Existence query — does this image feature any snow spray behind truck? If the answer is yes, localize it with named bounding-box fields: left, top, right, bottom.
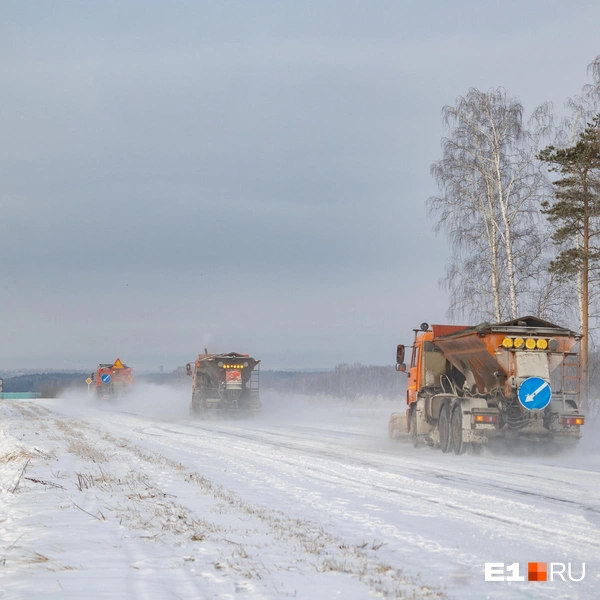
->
left=186, top=351, right=260, bottom=417
left=92, top=358, right=134, bottom=399
left=388, top=317, right=585, bottom=454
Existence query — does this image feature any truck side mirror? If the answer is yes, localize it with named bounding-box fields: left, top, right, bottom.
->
left=186, top=363, right=192, bottom=376
left=396, top=345, right=405, bottom=364
left=396, top=363, right=407, bottom=372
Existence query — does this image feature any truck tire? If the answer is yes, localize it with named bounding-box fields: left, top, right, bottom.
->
left=410, top=409, right=421, bottom=448
left=190, top=391, right=206, bottom=418
left=451, top=406, right=467, bottom=455
left=438, top=404, right=452, bottom=453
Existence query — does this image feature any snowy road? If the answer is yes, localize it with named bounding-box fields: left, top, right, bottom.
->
left=1, top=390, right=599, bottom=599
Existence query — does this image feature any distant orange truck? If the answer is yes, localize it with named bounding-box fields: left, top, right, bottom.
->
left=91, top=358, right=134, bottom=399
left=186, top=351, right=260, bottom=417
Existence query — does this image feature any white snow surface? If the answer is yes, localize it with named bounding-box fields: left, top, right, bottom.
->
left=1, top=387, right=600, bottom=599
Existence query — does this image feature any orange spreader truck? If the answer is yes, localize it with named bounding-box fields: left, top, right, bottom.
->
left=92, top=358, right=134, bottom=399
left=186, top=351, right=260, bottom=417
left=388, top=317, right=585, bottom=454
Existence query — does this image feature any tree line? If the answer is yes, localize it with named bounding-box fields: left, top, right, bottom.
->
left=429, top=55, right=600, bottom=412
left=1, top=363, right=405, bottom=402
left=2, top=372, right=86, bottom=397
left=261, top=364, right=404, bottom=401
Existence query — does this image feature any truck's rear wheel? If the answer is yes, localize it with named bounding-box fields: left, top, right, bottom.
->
left=410, top=409, right=421, bottom=448
left=451, top=406, right=467, bottom=455
left=438, top=404, right=452, bottom=453
left=190, top=391, right=206, bottom=418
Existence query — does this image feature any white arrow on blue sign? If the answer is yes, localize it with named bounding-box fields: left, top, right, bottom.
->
left=518, top=376, right=551, bottom=410
left=101, top=374, right=112, bottom=384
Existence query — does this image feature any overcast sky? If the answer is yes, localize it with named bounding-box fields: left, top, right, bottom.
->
left=1, top=1, right=599, bottom=371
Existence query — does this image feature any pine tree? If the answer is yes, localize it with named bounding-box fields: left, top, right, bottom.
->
left=539, top=114, right=600, bottom=411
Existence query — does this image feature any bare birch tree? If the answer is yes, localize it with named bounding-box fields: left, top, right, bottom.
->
left=561, top=55, right=600, bottom=145
left=429, top=88, right=552, bottom=322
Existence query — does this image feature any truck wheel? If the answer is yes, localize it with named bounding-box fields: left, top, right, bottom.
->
left=190, top=392, right=206, bottom=418
left=197, top=401, right=206, bottom=419
left=410, top=409, right=421, bottom=448
left=451, top=406, right=467, bottom=455
left=438, top=404, right=452, bottom=453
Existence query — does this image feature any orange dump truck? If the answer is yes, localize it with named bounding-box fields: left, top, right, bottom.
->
left=186, top=351, right=260, bottom=416
left=388, top=317, right=584, bottom=454
left=92, top=358, right=134, bottom=399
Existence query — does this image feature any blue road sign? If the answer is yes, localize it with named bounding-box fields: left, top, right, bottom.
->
left=518, top=376, right=552, bottom=410
left=101, top=374, right=112, bottom=384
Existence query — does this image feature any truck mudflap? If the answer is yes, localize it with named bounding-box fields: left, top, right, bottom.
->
left=462, top=429, right=493, bottom=444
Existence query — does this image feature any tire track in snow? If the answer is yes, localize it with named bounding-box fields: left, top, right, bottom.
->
left=118, top=417, right=600, bottom=599
left=42, top=404, right=600, bottom=600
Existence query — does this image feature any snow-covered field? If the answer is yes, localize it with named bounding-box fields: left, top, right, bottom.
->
left=1, top=388, right=599, bottom=599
